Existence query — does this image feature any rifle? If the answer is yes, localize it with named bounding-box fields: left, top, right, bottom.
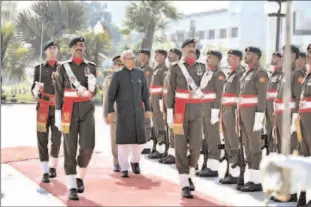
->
left=218, top=108, right=229, bottom=178
left=261, top=116, right=269, bottom=155
left=272, top=113, right=280, bottom=153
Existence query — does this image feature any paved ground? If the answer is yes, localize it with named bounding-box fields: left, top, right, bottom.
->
left=1, top=104, right=295, bottom=206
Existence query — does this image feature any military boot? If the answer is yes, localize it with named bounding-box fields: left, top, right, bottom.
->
left=196, top=168, right=218, bottom=177
left=240, top=182, right=262, bottom=192
left=49, top=168, right=57, bottom=178
left=42, top=173, right=50, bottom=183
left=181, top=187, right=193, bottom=199
left=163, top=155, right=175, bottom=164
left=76, top=178, right=84, bottom=193
left=220, top=174, right=238, bottom=184
left=68, top=188, right=79, bottom=201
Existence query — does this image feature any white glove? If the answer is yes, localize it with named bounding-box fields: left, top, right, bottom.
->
left=253, top=112, right=264, bottom=132
left=290, top=113, right=298, bottom=134
left=159, top=99, right=163, bottom=113
left=260, top=153, right=311, bottom=195
left=167, top=108, right=173, bottom=128
left=55, top=110, right=62, bottom=131
left=32, top=82, right=43, bottom=98
left=88, top=74, right=97, bottom=93
left=210, top=108, right=220, bottom=125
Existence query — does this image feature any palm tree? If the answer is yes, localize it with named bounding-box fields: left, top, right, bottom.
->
left=0, top=22, right=15, bottom=67
left=121, top=0, right=180, bottom=50
left=15, top=1, right=87, bottom=59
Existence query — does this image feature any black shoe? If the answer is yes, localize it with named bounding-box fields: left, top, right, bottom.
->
left=141, top=148, right=151, bottom=154
left=162, top=155, right=175, bottom=164
left=181, top=187, right=193, bottom=199
left=236, top=176, right=245, bottom=190
left=200, top=163, right=207, bottom=171
left=49, top=168, right=57, bottom=178
left=195, top=164, right=199, bottom=170
left=240, top=182, right=262, bottom=192
left=42, top=173, right=50, bottom=183
left=220, top=174, right=238, bottom=185
left=147, top=151, right=162, bottom=159
left=271, top=193, right=297, bottom=202
left=68, top=188, right=79, bottom=201
left=159, top=155, right=168, bottom=163
left=302, top=201, right=311, bottom=207
left=113, top=164, right=121, bottom=172
left=130, top=162, right=140, bottom=174
left=297, top=191, right=306, bottom=207
left=76, top=178, right=84, bottom=193
left=196, top=168, right=218, bottom=177
left=188, top=178, right=195, bottom=191
left=121, top=171, right=129, bottom=178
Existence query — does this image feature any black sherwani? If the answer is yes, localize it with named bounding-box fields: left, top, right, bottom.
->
left=108, top=67, right=150, bottom=145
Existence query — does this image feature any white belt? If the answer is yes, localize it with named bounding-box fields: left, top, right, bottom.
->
left=239, top=97, right=258, bottom=105
left=221, top=97, right=238, bottom=104
left=150, top=87, right=163, bottom=94
left=267, top=92, right=277, bottom=99
left=300, top=101, right=311, bottom=109
left=64, top=91, right=78, bottom=97
left=175, top=92, right=216, bottom=100
left=274, top=102, right=296, bottom=111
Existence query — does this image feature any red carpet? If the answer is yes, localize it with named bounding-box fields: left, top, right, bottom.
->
left=9, top=152, right=228, bottom=206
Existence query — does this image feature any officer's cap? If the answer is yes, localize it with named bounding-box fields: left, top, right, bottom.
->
left=69, top=37, right=85, bottom=48
left=228, top=49, right=243, bottom=59
left=196, top=49, right=201, bottom=59
left=299, top=52, right=306, bottom=58
left=272, top=52, right=282, bottom=58
left=155, top=49, right=167, bottom=57
left=207, top=50, right=222, bottom=61
left=245, top=46, right=262, bottom=58
left=169, top=48, right=182, bottom=59
left=181, top=39, right=196, bottom=48
left=139, top=49, right=151, bottom=57
left=44, top=40, right=57, bottom=51
left=282, top=44, right=300, bottom=59
left=307, top=44, right=311, bottom=52
left=112, top=55, right=123, bottom=64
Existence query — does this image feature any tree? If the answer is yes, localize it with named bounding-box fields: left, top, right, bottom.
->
left=15, top=1, right=87, bottom=59
left=121, top=0, right=180, bottom=50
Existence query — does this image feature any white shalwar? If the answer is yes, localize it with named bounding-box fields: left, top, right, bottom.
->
left=118, top=144, right=144, bottom=171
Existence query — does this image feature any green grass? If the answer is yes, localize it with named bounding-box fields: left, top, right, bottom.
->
left=3, top=93, right=36, bottom=103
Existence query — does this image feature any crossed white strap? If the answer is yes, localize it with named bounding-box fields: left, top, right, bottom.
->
left=63, top=63, right=82, bottom=89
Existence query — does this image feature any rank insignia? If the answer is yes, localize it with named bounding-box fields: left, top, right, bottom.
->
left=259, top=76, right=265, bottom=83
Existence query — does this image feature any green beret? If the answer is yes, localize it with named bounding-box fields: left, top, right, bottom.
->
left=282, top=44, right=300, bottom=59
left=44, top=40, right=57, bottom=51
left=299, top=52, right=306, bottom=58
left=170, top=48, right=182, bottom=59
left=69, top=37, right=85, bottom=48
left=272, top=52, right=282, bottom=58
left=228, top=49, right=243, bottom=59
left=181, top=39, right=196, bottom=48
left=207, top=50, right=222, bottom=61
left=245, top=46, right=262, bottom=58
left=139, top=49, right=151, bottom=57
left=155, top=49, right=167, bottom=56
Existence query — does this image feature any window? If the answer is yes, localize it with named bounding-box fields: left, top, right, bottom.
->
left=198, top=31, right=204, bottom=39
left=208, top=29, right=215, bottom=40
left=219, top=28, right=226, bottom=39
left=231, top=27, right=238, bottom=38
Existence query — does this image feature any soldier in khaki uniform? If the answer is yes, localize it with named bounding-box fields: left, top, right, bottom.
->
left=31, top=40, right=62, bottom=183
left=167, top=39, right=207, bottom=199
left=238, top=47, right=268, bottom=192
left=139, top=49, right=155, bottom=155
left=266, top=52, right=283, bottom=153
left=160, top=48, right=182, bottom=164
left=196, top=50, right=225, bottom=178
left=148, top=49, right=168, bottom=159
left=296, top=52, right=307, bottom=73
left=219, top=49, right=245, bottom=185
left=103, top=56, right=124, bottom=172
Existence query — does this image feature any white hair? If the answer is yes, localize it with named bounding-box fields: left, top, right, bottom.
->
left=120, top=49, right=135, bottom=62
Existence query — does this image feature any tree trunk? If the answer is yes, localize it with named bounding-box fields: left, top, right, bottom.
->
left=141, top=16, right=156, bottom=50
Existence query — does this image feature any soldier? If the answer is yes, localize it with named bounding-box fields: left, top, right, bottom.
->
left=196, top=50, right=225, bottom=178
left=296, top=52, right=307, bottom=73
left=148, top=49, right=168, bottom=159
left=31, top=40, right=62, bottom=183
left=160, top=48, right=182, bottom=164
left=266, top=52, right=283, bottom=154
left=54, top=37, right=97, bottom=201
left=167, top=39, right=207, bottom=198
left=238, top=46, right=268, bottom=192
left=219, top=49, right=245, bottom=185
left=103, top=55, right=124, bottom=172
left=139, top=49, right=154, bottom=155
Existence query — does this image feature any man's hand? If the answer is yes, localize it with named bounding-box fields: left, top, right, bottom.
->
left=145, top=111, right=152, bottom=118
left=32, top=82, right=43, bottom=98
left=108, top=112, right=115, bottom=124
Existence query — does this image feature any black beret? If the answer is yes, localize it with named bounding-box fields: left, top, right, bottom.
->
left=299, top=52, right=306, bottom=58
left=69, top=37, right=85, bottom=48
left=155, top=49, right=167, bottom=56
left=207, top=50, right=222, bottom=61
left=196, top=49, right=200, bottom=59
left=272, top=52, right=282, bottom=58
left=282, top=44, right=300, bottom=59
left=169, top=48, right=182, bottom=59
left=307, top=44, right=311, bottom=52
left=228, top=49, right=243, bottom=59
left=181, top=39, right=196, bottom=48
left=44, top=40, right=57, bottom=51
left=139, top=49, right=151, bottom=57
left=245, top=46, right=262, bottom=57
